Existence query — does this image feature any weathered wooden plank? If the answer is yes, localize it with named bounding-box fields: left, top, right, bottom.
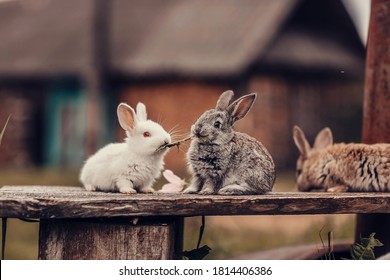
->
left=1, top=186, right=390, bottom=218
left=38, top=218, right=183, bottom=260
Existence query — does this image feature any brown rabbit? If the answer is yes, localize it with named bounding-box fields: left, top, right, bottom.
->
left=293, top=126, right=390, bottom=192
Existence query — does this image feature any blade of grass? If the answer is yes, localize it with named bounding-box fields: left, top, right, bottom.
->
left=328, top=231, right=335, bottom=260
left=2, top=218, right=7, bottom=260
left=156, top=136, right=192, bottom=152
left=319, top=225, right=326, bottom=259
left=1, top=116, right=11, bottom=260
left=0, top=115, right=11, bottom=146
left=197, top=215, right=206, bottom=249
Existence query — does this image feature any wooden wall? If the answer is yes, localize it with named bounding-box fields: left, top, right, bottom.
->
left=119, top=77, right=363, bottom=174
left=249, top=75, right=364, bottom=169
left=0, top=76, right=363, bottom=174
left=120, top=82, right=234, bottom=176
left=0, top=87, right=43, bottom=168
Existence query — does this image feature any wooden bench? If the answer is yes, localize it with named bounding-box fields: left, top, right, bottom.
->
left=1, top=186, right=390, bottom=259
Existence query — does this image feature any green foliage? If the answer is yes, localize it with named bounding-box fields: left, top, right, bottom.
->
left=0, top=115, right=11, bottom=146
left=182, top=245, right=211, bottom=260
left=1, top=116, right=11, bottom=259
left=182, top=216, right=211, bottom=260
left=318, top=227, right=384, bottom=260
left=350, top=233, right=383, bottom=260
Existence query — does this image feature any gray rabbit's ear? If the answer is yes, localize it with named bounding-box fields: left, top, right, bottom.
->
left=313, top=127, right=333, bottom=151
left=136, top=102, right=147, bottom=121
left=215, top=90, right=234, bottom=111
left=227, top=93, right=257, bottom=123
left=117, top=103, right=138, bottom=131
left=293, top=126, right=311, bottom=159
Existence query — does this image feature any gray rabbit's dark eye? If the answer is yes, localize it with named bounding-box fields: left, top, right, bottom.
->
left=214, top=121, right=222, bottom=129
left=296, top=169, right=302, bottom=177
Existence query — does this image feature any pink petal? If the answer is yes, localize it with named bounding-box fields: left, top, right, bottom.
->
left=159, top=183, right=183, bottom=193
left=162, top=169, right=182, bottom=184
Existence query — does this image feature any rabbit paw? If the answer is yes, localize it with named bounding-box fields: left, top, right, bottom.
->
left=218, top=184, right=246, bottom=195
left=199, top=188, right=216, bottom=195
left=198, top=182, right=216, bottom=195
left=139, top=187, right=155, bottom=194
left=327, top=185, right=349, bottom=193
left=117, top=179, right=136, bottom=194
left=121, top=189, right=137, bottom=194
left=84, top=184, right=98, bottom=191
left=183, top=187, right=199, bottom=194
left=183, top=181, right=202, bottom=194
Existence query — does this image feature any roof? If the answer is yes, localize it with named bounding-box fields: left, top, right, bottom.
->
left=114, top=0, right=298, bottom=77
left=0, top=0, right=90, bottom=77
left=259, top=0, right=365, bottom=74
left=0, top=0, right=364, bottom=78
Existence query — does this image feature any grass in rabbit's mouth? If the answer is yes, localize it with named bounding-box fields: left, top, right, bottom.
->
left=156, top=136, right=192, bottom=152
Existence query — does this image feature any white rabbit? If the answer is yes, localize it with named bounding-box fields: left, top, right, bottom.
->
left=79, top=102, right=171, bottom=194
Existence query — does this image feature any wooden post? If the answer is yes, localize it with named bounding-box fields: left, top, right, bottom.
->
left=38, top=218, right=183, bottom=260
left=358, top=0, right=390, bottom=257
left=84, top=0, right=110, bottom=156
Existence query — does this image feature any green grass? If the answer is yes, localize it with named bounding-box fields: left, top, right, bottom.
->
left=1, top=219, right=39, bottom=260
left=0, top=168, right=80, bottom=186
left=1, top=168, right=80, bottom=260
left=0, top=115, right=11, bottom=146
left=181, top=171, right=355, bottom=259
left=183, top=215, right=355, bottom=259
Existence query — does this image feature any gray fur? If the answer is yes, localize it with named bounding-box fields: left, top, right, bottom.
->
left=185, top=91, right=276, bottom=195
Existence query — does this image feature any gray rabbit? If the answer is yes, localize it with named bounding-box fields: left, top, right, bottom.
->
left=184, top=90, right=276, bottom=195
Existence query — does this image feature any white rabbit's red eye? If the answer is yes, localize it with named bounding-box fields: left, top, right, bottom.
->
left=143, top=132, right=151, bottom=137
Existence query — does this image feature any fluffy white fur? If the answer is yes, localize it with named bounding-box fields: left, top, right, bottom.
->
left=80, top=103, right=171, bottom=194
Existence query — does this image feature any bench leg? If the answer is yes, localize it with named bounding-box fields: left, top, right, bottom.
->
left=38, top=217, right=183, bottom=260
left=355, top=214, right=390, bottom=257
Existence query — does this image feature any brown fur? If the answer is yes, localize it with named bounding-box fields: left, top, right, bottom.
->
left=293, top=126, right=390, bottom=192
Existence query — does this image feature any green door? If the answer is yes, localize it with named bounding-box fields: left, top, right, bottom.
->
left=45, top=84, right=86, bottom=167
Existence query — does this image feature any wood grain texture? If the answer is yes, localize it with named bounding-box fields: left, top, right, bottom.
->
left=1, top=186, right=390, bottom=218
left=38, top=218, right=182, bottom=260
left=359, top=0, right=390, bottom=257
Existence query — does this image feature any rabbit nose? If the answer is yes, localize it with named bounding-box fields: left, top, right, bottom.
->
left=195, top=127, right=208, bottom=138
left=191, top=126, right=198, bottom=137
left=164, top=135, right=171, bottom=145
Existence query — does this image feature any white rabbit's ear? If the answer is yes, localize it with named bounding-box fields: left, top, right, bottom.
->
left=313, top=127, right=333, bottom=151
left=117, top=103, right=137, bottom=131
left=136, top=102, right=147, bottom=121
left=227, top=93, right=257, bottom=123
left=293, top=126, right=311, bottom=159
left=216, top=90, right=234, bottom=111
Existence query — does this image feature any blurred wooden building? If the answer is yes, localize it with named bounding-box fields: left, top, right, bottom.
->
left=0, top=0, right=365, bottom=171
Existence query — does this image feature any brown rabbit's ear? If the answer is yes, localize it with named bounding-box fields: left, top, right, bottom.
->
left=293, top=126, right=311, bottom=158
left=313, top=127, right=333, bottom=150
left=227, top=93, right=257, bottom=123
left=117, top=103, right=137, bottom=131
left=215, top=90, right=234, bottom=111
